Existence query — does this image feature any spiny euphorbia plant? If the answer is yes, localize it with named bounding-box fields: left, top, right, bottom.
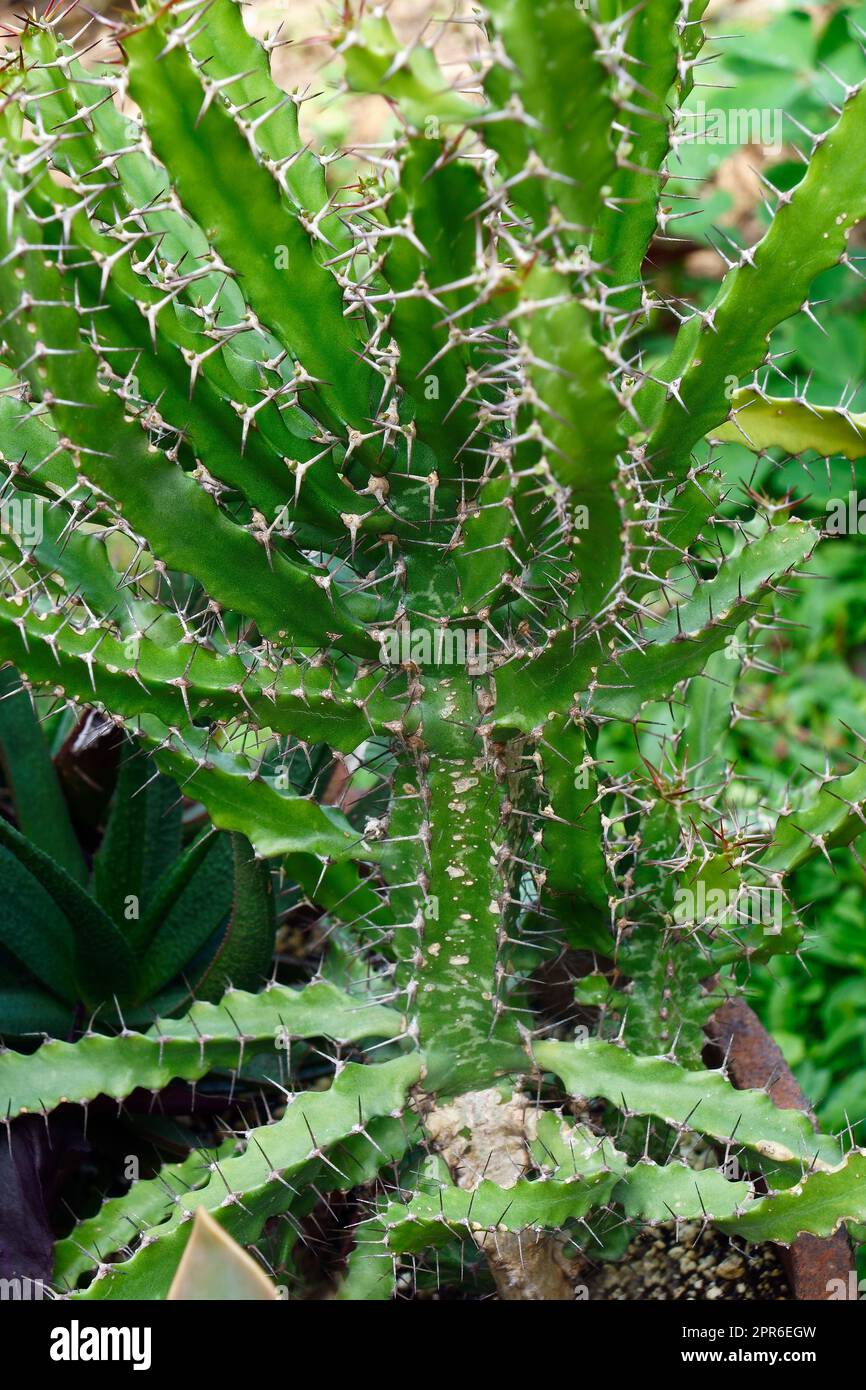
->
left=3, top=0, right=866, bottom=1300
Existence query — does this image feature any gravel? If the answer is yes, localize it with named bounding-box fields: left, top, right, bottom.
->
left=584, top=1222, right=791, bottom=1301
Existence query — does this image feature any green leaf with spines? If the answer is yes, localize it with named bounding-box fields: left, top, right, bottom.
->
left=74, top=1054, right=422, bottom=1299
left=492, top=519, right=816, bottom=731
left=719, top=1151, right=866, bottom=1245
left=591, top=0, right=684, bottom=309
left=123, top=13, right=374, bottom=442
left=0, top=164, right=374, bottom=652
left=515, top=263, right=624, bottom=611
left=147, top=723, right=373, bottom=861
left=382, top=138, right=486, bottom=480
left=614, top=1160, right=753, bottom=1224
left=54, top=1141, right=239, bottom=1291
left=1, top=980, right=406, bottom=1118
left=712, top=388, right=866, bottom=460
left=371, top=1171, right=622, bottom=1258
left=0, top=0, right=863, bottom=1293
left=0, top=598, right=378, bottom=751
left=337, top=11, right=478, bottom=131
left=536, top=1037, right=841, bottom=1167
left=642, top=79, right=866, bottom=481
left=482, top=0, right=616, bottom=240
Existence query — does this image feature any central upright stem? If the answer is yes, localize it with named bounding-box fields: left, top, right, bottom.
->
left=413, top=673, right=524, bottom=1093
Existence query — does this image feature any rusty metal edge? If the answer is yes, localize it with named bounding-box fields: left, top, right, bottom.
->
left=705, top=998, right=854, bottom=1301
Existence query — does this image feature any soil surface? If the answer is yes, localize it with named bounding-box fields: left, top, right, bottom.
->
left=584, top=1222, right=790, bottom=1301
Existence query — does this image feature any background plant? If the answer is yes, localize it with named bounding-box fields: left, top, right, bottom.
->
left=0, top=681, right=275, bottom=1036
left=1, top=0, right=866, bottom=1299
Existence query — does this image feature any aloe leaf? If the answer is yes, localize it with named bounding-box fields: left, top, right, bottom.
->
left=0, top=980, right=74, bottom=1038
left=0, top=818, right=136, bottom=1006
left=182, top=833, right=275, bottom=1003
left=135, top=833, right=235, bottom=1002
left=92, top=747, right=182, bottom=939
left=0, top=846, right=77, bottom=1003
left=0, top=668, right=85, bottom=882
